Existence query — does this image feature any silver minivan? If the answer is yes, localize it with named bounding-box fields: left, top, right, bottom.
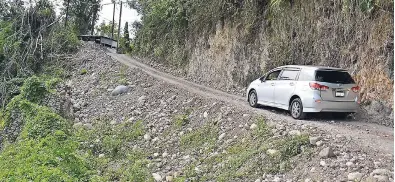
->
left=246, top=65, right=360, bottom=119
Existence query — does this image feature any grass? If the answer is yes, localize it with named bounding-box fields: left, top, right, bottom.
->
left=0, top=76, right=153, bottom=181
left=80, top=68, right=87, bottom=75
left=177, top=117, right=311, bottom=181
left=180, top=122, right=219, bottom=151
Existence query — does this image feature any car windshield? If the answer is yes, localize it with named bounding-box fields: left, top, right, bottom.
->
left=315, top=70, right=355, bottom=84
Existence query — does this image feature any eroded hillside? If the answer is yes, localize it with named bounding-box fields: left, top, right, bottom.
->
left=131, top=0, right=394, bottom=126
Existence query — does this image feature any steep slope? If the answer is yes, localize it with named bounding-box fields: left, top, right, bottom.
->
left=132, top=0, right=394, bottom=126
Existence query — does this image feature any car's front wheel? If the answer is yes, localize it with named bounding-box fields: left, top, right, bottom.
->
left=290, top=98, right=306, bottom=119
left=248, top=90, right=258, bottom=108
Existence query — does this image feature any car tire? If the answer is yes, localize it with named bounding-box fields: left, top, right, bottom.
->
left=290, top=98, right=306, bottom=120
left=248, top=90, right=258, bottom=108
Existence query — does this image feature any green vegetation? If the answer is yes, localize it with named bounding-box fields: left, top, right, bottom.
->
left=180, top=122, right=219, bottom=150
left=129, top=0, right=393, bottom=69
left=117, top=65, right=128, bottom=85
left=177, top=118, right=311, bottom=181
left=80, top=68, right=88, bottom=75
left=0, top=76, right=153, bottom=181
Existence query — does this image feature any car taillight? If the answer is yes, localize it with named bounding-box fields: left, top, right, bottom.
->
left=351, top=86, right=360, bottom=93
left=309, top=83, right=329, bottom=91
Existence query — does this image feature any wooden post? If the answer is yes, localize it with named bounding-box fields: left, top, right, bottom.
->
left=116, top=1, right=122, bottom=53
left=111, top=2, right=116, bottom=39
left=65, top=0, right=71, bottom=27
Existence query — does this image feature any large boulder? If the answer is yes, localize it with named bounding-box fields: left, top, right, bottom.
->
left=111, top=85, right=129, bottom=96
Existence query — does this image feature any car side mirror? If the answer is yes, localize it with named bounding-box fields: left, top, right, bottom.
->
left=260, top=77, right=266, bottom=82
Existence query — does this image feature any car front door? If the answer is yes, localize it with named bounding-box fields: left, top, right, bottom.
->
left=257, top=70, right=281, bottom=104
left=274, top=68, right=300, bottom=107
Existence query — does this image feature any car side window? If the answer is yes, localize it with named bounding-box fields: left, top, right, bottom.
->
left=279, top=69, right=300, bottom=80
left=266, top=70, right=281, bottom=81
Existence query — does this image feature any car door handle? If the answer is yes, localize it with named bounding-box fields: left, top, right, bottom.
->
left=271, top=83, right=275, bottom=86
left=290, top=82, right=294, bottom=86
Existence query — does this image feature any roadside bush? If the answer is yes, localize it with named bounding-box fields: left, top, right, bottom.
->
left=0, top=131, right=89, bottom=181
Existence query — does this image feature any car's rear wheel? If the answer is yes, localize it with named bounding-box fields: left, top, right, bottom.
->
left=290, top=98, right=306, bottom=119
left=248, top=90, right=258, bottom=108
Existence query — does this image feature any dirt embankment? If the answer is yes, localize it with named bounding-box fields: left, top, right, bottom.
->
left=141, top=0, right=394, bottom=127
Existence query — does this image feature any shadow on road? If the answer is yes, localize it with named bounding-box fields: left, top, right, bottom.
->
left=256, top=105, right=356, bottom=122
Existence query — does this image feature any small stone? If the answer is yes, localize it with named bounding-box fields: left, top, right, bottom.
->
left=255, top=179, right=261, bottom=182
left=374, top=175, right=389, bottom=182
left=316, top=141, right=324, bottom=147
left=203, top=111, right=208, bottom=118
left=289, top=130, right=301, bottom=136
left=110, top=120, right=117, bottom=125
left=73, top=122, right=83, bottom=129
left=138, top=95, right=147, bottom=102
left=305, top=178, right=312, bottom=182
left=346, top=161, right=354, bottom=167
left=162, top=152, right=168, bottom=158
left=153, top=153, right=159, bottom=157
left=371, top=169, right=390, bottom=176
left=309, top=136, right=322, bottom=145
left=348, top=172, right=363, bottom=181
left=179, top=131, right=184, bottom=136
left=320, top=160, right=326, bottom=166
left=83, top=123, right=93, bottom=130
left=98, top=154, right=105, bottom=158
left=319, top=147, right=335, bottom=158
left=152, top=137, right=159, bottom=142
left=250, top=124, right=258, bottom=130
left=152, top=173, right=162, bottom=181
left=267, top=149, right=279, bottom=156
left=219, top=133, right=226, bottom=140
left=166, top=176, right=174, bottom=182
left=144, top=134, right=151, bottom=140
left=273, top=176, right=281, bottom=182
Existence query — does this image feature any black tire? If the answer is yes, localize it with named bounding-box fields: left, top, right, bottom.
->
left=248, top=90, right=259, bottom=108
left=290, top=98, right=306, bottom=120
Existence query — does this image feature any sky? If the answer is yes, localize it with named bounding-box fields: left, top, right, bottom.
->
left=98, top=0, right=141, bottom=34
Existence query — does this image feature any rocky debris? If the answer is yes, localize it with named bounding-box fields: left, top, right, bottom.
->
left=250, top=123, right=258, bottom=130
left=309, top=136, right=322, bottom=145
left=111, top=85, right=129, bottom=96
left=56, top=43, right=394, bottom=182
left=165, top=176, right=173, bottom=181
left=218, top=133, right=226, bottom=141
left=371, top=169, right=390, bottom=176
left=267, top=149, right=279, bottom=156
left=319, top=147, right=335, bottom=158
left=144, top=134, right=151, bottom=141
left=348, top=172, right=364, bottom=181
left=289, top=130, right=301, bottom=136
left=152, top=173, right=162, bottom=181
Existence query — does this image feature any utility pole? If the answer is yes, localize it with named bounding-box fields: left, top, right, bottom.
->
left=65, top=0, right=71, bottom=27
left=111, top=2, right=116, bottom=38
left=116, top=1, right=122, bottom=53
left=91, top=4, right=98, bottom=35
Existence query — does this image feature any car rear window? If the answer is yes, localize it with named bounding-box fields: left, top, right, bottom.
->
left=315, top=70, right=355, bottom=84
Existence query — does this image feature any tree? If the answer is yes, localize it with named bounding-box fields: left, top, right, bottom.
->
left=63, top=0, right=102, bottom=34
left=96, top=21, right=118, bottom=38
left=122, top=22, right=131, bottom=52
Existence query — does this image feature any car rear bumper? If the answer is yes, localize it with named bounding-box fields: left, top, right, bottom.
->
left=303, top=100, right=358, bottom=113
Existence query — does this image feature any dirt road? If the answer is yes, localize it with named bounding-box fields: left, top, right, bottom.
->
left=108, top=51, right=393, bottom=155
